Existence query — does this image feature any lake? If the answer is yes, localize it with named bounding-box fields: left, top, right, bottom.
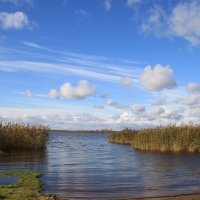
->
left=0, top=132, right=200, bottom=199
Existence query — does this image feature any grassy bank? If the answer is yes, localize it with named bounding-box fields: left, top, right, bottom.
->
left=0, top=171, right=63, bottom=200
left=108, top=124, right=200, bottom=152
left=0, top=123, right=49, bottom=152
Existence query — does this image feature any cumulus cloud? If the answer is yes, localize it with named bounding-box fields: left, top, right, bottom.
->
left=187, top=83, right=200, bottom=92
left=160, top=108, right=182, bottom=120
left=153, top=107, right=165, bottom=115
left=152, top=98, right=165, bottom=105
left=140, top=64, right=177, bottom=91
left=183, top=94, right=199, bottom=105
left=119, top=112, right=132, bottom=121
left=106, top=99, right=130, bottom=110
left=106, top=99, right=118, bottom=106
left=60, top=80, right=96, bottom=99
left=0, top=11, right=29, bottom=29
left=120, top=77, right=133, bottom=86
left=142, top=1, right=200, bottom=46
left=104, top=0, right=112, bottom=11
left=116, top=104, right=130, bottom=109
left=49, top=89, right=59, bottom=99
left=132, top=104, right=146, bottom=112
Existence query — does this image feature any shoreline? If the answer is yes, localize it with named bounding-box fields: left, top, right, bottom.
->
left=51, top=193, right=200, bottom=200
left=127, top=193, right=200, bottom=200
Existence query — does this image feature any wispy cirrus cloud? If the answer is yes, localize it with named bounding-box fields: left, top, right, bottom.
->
left=0, top=42, right=143, bottom=83
left=0, top=0, right=34, bottom=6
left=104, top=0, right=112, bottom=11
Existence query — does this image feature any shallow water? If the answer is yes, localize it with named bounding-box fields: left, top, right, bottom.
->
left=0, top=132, right=200, bottom=199
left=0, top=176, right=19, bottom=185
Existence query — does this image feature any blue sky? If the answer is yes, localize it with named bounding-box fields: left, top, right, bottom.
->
left=0, top=0, right=200, bottom=130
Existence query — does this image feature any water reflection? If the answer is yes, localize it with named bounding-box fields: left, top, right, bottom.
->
left=0, top=150, right=47, bottom=171
left=0, top=132, right=200, bottom=199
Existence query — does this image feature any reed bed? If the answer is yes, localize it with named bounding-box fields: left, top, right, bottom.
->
left=108, top=124, right=200, bottom=152
left=0, top=123, right=49, bottom=152
left=108, top=128, right=138, bottom=144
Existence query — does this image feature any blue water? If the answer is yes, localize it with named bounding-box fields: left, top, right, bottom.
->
left=0, top=176, right=19, bottom=185
left=0, top=132, right=200, bottom=199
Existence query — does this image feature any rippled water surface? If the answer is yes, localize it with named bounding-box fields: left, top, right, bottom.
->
left=0, top=132, right=200, bottom=199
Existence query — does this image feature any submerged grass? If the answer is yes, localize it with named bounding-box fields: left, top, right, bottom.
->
left=0, top=171, right=42, bottom=200
left=0, top=171, right=64, bottom=200
left=108, top=124, right=200, bottom=152
left=0, top=123, right=49, bottom=152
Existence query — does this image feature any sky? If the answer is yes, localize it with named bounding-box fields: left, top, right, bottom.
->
left=0, top=0, right=200, bottom=130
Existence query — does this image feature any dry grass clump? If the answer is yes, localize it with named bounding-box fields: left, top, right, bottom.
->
left=108, top=124, right=200, bottom=153
left=0, top=123, right=49, bottom=152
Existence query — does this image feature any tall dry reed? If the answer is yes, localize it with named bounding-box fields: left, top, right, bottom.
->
left=108, top=124, right=200, bottom=152
left=0, top=123, right=49, bottom=152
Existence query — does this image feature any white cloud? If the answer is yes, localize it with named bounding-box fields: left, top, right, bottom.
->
left=169, top=1, right=200, bottom=46
left=140, top=64, right=177, bottom=91
left=127, top=0, right=141, bottom=7
left=93, top=104, right=104, bottom=109
left=132, top=104, right=145, bottom=112
left=160, top=107, right=182, bottom=120
left=152, top=98, right=165, bottom=105
left=183, top=94, right=199, bottom=106
left=142, top=1, right=200, bottom=46
left=116, top=104, right=130, bottom=109
left=0, top=0, right=33, bottom=6
left=60, top=80, right=96, bottom=99
left=106, top=99, right=118, bottom=106
left=153, top=107, right=165, bottom=115
left=15, top=90, right=33, bottom=97
left=0, top=11, right=29, bottom=30
left=187, top=83, right=200, bottom=92
left=120, top=77, right=133, bottom=86
left=104, top=0, right=112, bottom=11
left=106, top=99, right=130, bottom=110
left=119, top=112, right=132, bottom=122
left=49, top=89, right=59, bottom=99
left=141, top=5, right=167, bottom=37
left=75, top=9, right=89, bottom=17
left=24, top=90, right=33, bottom=97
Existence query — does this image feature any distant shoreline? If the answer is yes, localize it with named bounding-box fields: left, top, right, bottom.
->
left=50, top=129, right=118, bottom=134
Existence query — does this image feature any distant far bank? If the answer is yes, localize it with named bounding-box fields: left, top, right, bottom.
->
left=50, top=129, right=118, bottom=134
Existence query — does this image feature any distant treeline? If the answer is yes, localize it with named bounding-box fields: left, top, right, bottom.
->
left=108, top=124, right=200, bottom=153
